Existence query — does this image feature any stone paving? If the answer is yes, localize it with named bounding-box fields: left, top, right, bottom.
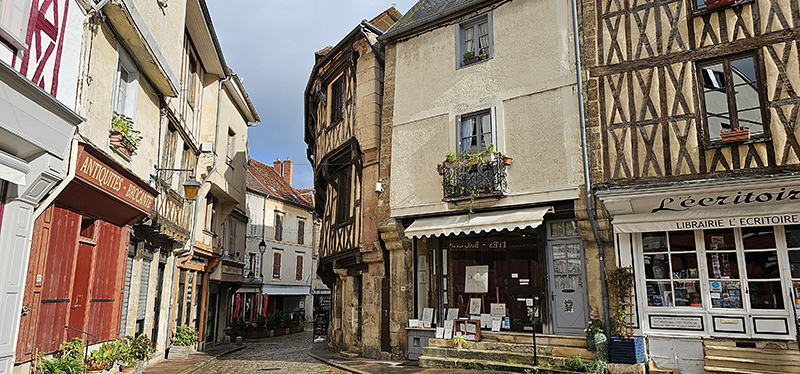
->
left=190, top=330, right=346, bottom=374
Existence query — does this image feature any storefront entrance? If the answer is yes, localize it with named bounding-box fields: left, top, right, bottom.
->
left=546, top=220, right=588, bottom=336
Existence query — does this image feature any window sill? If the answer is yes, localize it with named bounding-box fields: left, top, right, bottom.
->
left=332, top=218, right=354, bottom=230
left=693, top=0, right=755, bottom=16
left=703, top=135, right=771, bottom=149
left=458, top=56, right=492, bottom=70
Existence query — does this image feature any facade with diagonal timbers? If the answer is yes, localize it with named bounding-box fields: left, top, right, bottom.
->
left=584, top=0, right=800, bottom=368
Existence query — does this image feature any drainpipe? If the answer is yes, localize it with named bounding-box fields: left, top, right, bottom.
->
left=571, top=0, right=612, bottom=333
left=167, top=75, right=229, bottom=335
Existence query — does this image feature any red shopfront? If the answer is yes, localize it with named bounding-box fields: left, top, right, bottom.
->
left=15, top=143, right=157, bottom=362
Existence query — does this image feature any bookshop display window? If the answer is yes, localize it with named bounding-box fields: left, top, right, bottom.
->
left=445, top=231, right=541, bottom=332
left=640, top=226, right=791, bottom=313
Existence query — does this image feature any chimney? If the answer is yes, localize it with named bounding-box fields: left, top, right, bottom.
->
left=273, top=158, right=283, bottom=177
left=283, top=157, right=293, bottom=186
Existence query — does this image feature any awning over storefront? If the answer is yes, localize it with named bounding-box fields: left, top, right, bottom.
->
left=404, top=206, right=553, bottom=239
left=0, top=151, right=29, bottom=185
left=597, top=177, right=800, bottom=233
left=262, top=285, right=311, bottom=296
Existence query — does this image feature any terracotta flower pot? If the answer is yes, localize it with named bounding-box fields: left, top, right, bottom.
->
left=502, top=156, right=512, bottom=165
left=119, top=365, right=135, bottom=372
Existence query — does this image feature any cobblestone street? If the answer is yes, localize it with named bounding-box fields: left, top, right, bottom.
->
left=196, top=331, right=345, bottom=374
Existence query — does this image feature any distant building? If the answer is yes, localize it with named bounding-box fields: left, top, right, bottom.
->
left=244, top=158, right=316, bottom=322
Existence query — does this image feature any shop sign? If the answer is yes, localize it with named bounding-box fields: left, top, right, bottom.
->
left=75, top=151, right=155, bottom=212
left=222, top=265, right=243, bottom=275
left=671, top=214, right=800, bottom=230
left=651, top=188, right=800, bottom=213
left=649, top=315, right=704, bottom=331
left=448, top=240, right=507, bottom=250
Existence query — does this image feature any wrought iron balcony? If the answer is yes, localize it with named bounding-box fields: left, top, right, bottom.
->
left=440, top=159, right=507, bottom=202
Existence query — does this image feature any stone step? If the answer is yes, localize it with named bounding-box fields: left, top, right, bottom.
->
left=419, top=355, right=591, bottom=374
left=703, top=339, right=798, bottom=351
left=422, top=346, right=582, bottom=367
left=704, top=345, right=800, bottom=358
left=705, top=365, right=799, bottom=374
left=704, top=356, right=800, bottom=374
left=481, top=332, right=589, bottom=348
left=426, top=338, right=597, bottom=360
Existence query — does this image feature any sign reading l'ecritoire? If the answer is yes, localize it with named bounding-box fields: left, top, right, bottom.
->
left=75, top=151, right=155, bottom=212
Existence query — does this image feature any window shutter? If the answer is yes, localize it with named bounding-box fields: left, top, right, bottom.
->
left=298, top=220, right=305, bottom=245
left=273, top=252, right=281, bottom=278
left=136, top=260, right=151, bottom=321
left=296, top=255, right=303, bottom=281
left=275, top=213, right=283, bottom=241
left=119, top=255, right=134, bottom=337
left=490, top=107, right=497, bottom=148
left=455, top=114, right=462, bottom=151
left=0, top=0, right=32, bottom=50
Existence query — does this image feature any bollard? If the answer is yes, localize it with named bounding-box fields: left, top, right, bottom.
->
left=235, top=336, right=243, bottom=346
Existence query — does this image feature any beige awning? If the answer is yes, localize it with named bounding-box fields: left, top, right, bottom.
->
left=404, top=206, right=553, bottom=239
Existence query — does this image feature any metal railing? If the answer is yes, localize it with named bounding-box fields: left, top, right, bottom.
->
left=440, top=159, right=507, bottom=201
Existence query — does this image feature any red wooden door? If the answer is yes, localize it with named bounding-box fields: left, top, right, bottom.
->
left=33, top=206, right=79, bottom=354
left=88, top=221, right=122, bottom=340
left=67, top=242, right=94, bottom=339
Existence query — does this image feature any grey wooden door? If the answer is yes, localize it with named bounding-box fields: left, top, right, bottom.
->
left=547, top=240, right=589, bottom=335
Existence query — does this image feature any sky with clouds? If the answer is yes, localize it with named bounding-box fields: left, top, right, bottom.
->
left=205, top=0, right=419, bottom=190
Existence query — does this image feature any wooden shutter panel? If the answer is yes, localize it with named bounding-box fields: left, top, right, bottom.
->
left=295, top=255, right=303, bottom=281
left=273, top=252, right=281, bottom=278
left=119, top=255, right=134, bottom=337
left=136, top=260, right=150, bottom=321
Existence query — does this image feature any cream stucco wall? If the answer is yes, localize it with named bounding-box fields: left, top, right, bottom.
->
left=389, top=0, right=583, bottom=217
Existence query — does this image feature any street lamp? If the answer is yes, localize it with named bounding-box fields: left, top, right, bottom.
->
left=153, top=166, right=200, bottom=200
left=259, top=240, right=266, bottom=280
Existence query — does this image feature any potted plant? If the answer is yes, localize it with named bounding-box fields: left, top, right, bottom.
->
left=85, top=340, right=121, bottom=373
left=704, top=0, right=735, bottom=10
left=126, top=334, right=156, bottom=367
left=168, top=326, right=198, bottom=360
left=584, top=320, right=604, bottom=351
left=109, top=112, right=142, bottom=157
left=462, top=51, right=480, bottom=65
left=37, top=338, right=87, bottom=374
left=720, top=126, right=750, bottom=142
left=605, top=266, right=645, bottom=364
left=451, top=334, right=469, bottom=349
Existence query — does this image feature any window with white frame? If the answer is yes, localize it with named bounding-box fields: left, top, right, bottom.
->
left=113, top=47, right=139, bottom=120
left=457, top=12, right=493, bottom=68
left=272, top=250, right=282, bottom=279
left=458, top=109, right=496, bottom=155
left=249, top=211, right=259, bottom=236
left=0, top=0, right=32, bottom=51
left=298, top=218, right=305, bottom=245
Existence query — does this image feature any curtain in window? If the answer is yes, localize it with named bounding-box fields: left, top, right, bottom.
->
left=461, top=117, right=477, bottom=153
left=464, top=27, right=474, bottom=54
left=478, top=22, right=489, bottom=54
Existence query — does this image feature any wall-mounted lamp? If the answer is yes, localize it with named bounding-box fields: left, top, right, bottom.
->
left=153, top=166, right=200, bottom=200
left=375, top=178, right=384, bottom=193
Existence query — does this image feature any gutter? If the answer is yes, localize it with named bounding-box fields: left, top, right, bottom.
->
left=571, top=0, right=611, bottom=333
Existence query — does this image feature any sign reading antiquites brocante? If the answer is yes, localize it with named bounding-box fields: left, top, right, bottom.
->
left=75, top=149, right=155, bottom=212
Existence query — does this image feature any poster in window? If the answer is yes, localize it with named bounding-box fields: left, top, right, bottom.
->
left=421, top=308, right=434, bottom=328
left=465, top=265, right=489, bottom=293
left=447, top=308, right=460, bottom=321
left=469, top=298, right=482, bottom=315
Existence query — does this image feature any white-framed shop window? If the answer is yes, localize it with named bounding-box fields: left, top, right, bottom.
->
left=0, top=0, right=32, bottom=51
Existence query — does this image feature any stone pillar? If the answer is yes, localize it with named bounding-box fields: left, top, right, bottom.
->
left=574, top=191, right=614, bottom=324
left=379, top=218, right=412, bottom=359
left=360, top=261, right=384, bottom=359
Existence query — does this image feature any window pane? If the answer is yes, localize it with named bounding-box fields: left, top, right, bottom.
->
left=707, top=252, right=740, bottom=279
left=669, top=231, right=695, bottom=251
left=748, top=281, right=784, bottom=309
left=644, top=254, right=670, bottom=279
left=732, top=56, right=763, bottom=134
left=646, top=281, right=672, bottom=306
left=478, top=22, right=488, bottom=37
left=481, top=134, right=492, bottom=151
left=704, top=229, right=735, bottom=250
left=670, top=253, right=698, bottom=279
left=744, top=250, right=780, bottom=279
left=790, top=251, right=800, bottom=278
left=479, top=35, right=489, bottom=52
left=709, top=280, right=743, bottom=308
left=786, top=225, right=800, bottom=248
left=480, top=114, right=492, bottom=134
left=741, top=226, right=775, bottom=249
left=642, top=232, right=668, bottom=252
left=701, top=63, right=729, bottom=140
left=674, top=281, right=702, bottom=306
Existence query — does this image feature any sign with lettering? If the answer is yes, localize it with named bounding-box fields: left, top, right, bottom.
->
left=75, top=150, right=156, bottom=212
left=671, top=214, right=800, bottom=230
left=651, top=188, right=800, bottom=213
left=649, top=315, right=704, bottom=331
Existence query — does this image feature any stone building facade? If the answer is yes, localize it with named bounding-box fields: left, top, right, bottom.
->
left=304, top=7, right=405, bottom=359
left=581, top=0, right=800, bottom=369
left=1, top=0, right=259, bottom=372
left=243, top=158, right=316, bottom=322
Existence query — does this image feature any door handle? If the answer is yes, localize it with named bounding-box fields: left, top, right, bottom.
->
left=551, top=291, right=555, bottom=301
left=71, top=304, right=81, bottom=309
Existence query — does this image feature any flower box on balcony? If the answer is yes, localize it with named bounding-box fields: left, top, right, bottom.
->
left=439, top=147, right=508, bottom=202
left=109, top=113, right=141, bottom=157
left=720, top=127, right=750, bottom=142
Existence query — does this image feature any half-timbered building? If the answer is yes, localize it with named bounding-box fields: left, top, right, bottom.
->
left=583, top=0, right=800, bottom=368
left=304, top=7, right=404, bottom=359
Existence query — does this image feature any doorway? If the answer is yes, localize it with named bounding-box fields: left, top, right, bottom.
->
left=547, top=238, right=589, bottom=335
